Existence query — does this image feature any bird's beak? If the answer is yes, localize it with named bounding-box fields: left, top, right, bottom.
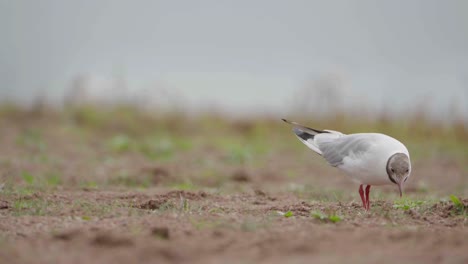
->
left=397, top=182, right=403, bottom=197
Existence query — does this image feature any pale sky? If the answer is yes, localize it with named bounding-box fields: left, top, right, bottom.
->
left=1, top=0, right=467, bottom=119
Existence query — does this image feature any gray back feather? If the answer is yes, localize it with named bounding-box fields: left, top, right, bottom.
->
left=317, top=135, right=373, bottom=167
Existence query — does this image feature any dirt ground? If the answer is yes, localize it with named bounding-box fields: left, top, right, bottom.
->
left=0, top=108, right=467, bottom=263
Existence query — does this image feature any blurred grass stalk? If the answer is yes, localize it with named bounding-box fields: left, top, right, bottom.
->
left=0, top=98, right=465, bottom=142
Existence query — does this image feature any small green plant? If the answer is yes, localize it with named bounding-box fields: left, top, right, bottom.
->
left=138, top=138, right=174, bottom=160
left=12, top=199, right=49, bottom=216
left=328, top=215, right=343, bottom=223
left=393, top=198, right=425, bottom=211
left=311, top=210, right=326, bottom=220
left=171, top=182, right=196, bottom=191
left=80, top=181, right=98, bottom=190
left=21, top=171, right=34, bottom=185
left=46, top=173, right=62, bottom=187
left=284, top=211, right=294, bottom=218
left=449, top=195, right=466, bottom=215
left=449, top=195, right=462, bottom=208
left=108, top=134, right=132, bottom=152
left=226, top=146, right=252, bottom=165
left=311, top=210, right=342, bottom=223
left=178, top=196, right=191, bottom=213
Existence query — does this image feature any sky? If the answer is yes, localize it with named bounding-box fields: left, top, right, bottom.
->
left=0, top=0, right=467, bottom=119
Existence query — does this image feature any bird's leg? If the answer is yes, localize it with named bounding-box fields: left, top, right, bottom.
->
left=365, top=185, right=371, bottom=210
left=358, top=185, right=366, bottom=209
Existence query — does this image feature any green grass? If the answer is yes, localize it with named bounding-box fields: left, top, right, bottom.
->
left=107, top=134, right=132, bottom=152
left=11, top=198, right=50, bottom=216
left=79, top=181, right=98, bottom=190
left=283, top=211, right=294, bottom=218
left=449, top=195, right=466, bottom=215
left=19, top=171, right=63, bottom=189
left=393, top=198, right=426, bottom=211
left=0, top=103, right=466, bottom=218
left=138, top=137, right=175, bottom=160
left=21, top=171, right=35, bottom=185
left=71, top=200, right=125, bottom=218
left=45, top=173, right=62, bottom=187
left=311, top=210, right=343, bottom=223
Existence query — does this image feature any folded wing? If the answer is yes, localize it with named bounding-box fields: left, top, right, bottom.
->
left=316, top=134, right=373, bottom=167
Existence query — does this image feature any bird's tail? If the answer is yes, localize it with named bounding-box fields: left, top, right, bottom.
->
left=282, top=119, right=328, bottom=155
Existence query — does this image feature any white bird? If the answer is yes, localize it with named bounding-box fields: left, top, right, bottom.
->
left=283, top=119, right=411, bottom=210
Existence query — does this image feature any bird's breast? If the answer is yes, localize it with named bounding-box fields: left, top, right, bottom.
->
left=338, top=147, right=394, bottom=185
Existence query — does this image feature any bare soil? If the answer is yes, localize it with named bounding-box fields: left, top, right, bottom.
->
left=1, top=188, right=467, bottom=264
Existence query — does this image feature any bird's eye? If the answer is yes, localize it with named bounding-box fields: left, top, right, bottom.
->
left=391, top=168, right=395, bottom=173
left=405, top=169, right=409, bottom=173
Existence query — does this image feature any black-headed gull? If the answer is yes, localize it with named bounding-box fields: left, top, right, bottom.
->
left=282, top=119, right=411, bottom=210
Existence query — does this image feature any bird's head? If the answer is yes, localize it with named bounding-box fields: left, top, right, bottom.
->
left=386, top=153, right=411, bottom=197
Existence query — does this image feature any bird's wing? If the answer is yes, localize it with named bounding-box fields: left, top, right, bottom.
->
left=282, top=119, right=326, bottom=135
left=282, top=119, right=344, bottom=155
left=315, top=134, right=374, bottom=167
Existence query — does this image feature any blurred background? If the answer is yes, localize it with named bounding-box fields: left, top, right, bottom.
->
left=0, top=1, right=466, bottom=198
left=1, top=3, right=467, bottom=262
left=0, top=3, right=468, bottom=264
left=0, top=0, right=467, bottom=121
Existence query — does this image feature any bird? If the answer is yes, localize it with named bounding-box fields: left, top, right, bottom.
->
left=282, top=119, right=411, bottom=210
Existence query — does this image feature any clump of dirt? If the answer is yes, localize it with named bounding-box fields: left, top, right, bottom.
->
left=405, top=209, right=421, bottom=220
left=18, top=193, right=43, bottom=200
left=133, top=190, right=209, bottom=210
left=163, top=190, right=209, bottom=200
left=251, top=189, right=277, bottom=205
left=92, top=232, right=134, bottom=247
left=231, top=169, right=251, bottom=182
left=0, top=200, right=10, bottom=209
left=135, top=198, right=171, bottom=210
left=254, top=189, right=266, bottom=196
left=431, top=199, right=468, bottom=218
left=151, top=227, right=170, bottom=240
left=53, top=229, right=83, bottom=241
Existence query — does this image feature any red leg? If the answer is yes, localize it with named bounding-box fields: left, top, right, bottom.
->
left=365, top=185, right=371, bottom=210
left=358, top=184, right=366, bottom=209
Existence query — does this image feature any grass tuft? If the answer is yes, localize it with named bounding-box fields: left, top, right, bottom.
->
left=393, top=198, right=425, bottom=211
left=449, top=195, right=466, bottom=215
left=311, top=210, right=342, bottom=223
left=284, top=211, right=294, bottom=218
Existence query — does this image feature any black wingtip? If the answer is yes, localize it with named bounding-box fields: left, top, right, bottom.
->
left=281, top=118, right=290, bottom=124
left=293, top=127, right=315, bottom=141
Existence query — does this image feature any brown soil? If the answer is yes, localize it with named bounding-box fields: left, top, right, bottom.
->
left=0, top=190, right=467, bottom=264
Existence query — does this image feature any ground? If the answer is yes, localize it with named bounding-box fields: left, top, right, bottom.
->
left=0, top=106, right=467, bottom=263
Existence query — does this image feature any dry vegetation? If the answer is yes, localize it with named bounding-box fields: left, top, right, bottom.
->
left=0, top=104, right=467, bottom=263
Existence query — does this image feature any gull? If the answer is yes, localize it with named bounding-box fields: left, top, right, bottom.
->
left=282, top=119, right=411, bottom=210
